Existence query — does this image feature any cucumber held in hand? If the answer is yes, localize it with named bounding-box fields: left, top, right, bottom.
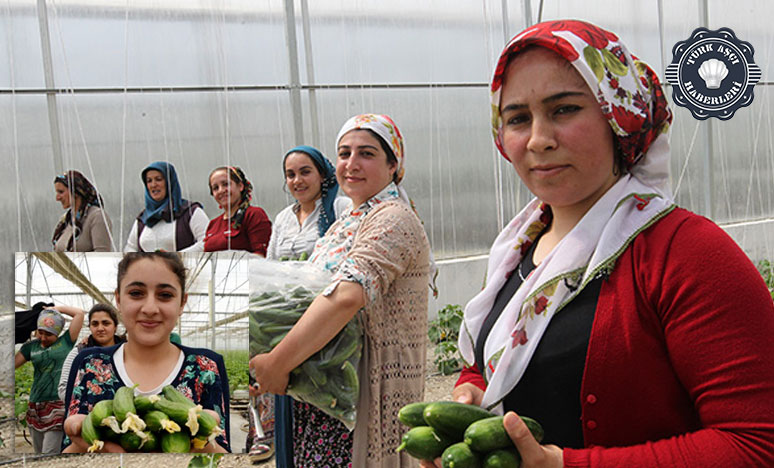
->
left=89, top=399, right=114, bottom=427
left=80, top=411, right=105, bottom=453
left=442, top=442, right=481, bottom=468
left=482, top=449, right=521, bottom=468
left=113, top=386, right=137, bottom=423
left=423, top=401, right=494, bottom=439
left=161, top=430, right=192, bottom=453
left=398, top=401, right=431, bottom=427
left=396, top=425, right=456, bottom=461
left=464, top=415, right=544, bottom=452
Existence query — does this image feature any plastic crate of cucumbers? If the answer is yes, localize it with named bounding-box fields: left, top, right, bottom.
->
left=79, top=384, right=223, bottom=453
left=396, top=401, right=544, bottom=468
left=249, top=259, right=363, bottom=430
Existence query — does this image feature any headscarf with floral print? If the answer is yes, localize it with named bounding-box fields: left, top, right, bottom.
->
left=210, top=166, right=253, bottom=231
left=335, top=114, right=439, bottom=297
left=460, top=20, right=676, bottom=412
left=52, top=170, right=107, bottom=250
left=491, top=19, right=673, bottom=196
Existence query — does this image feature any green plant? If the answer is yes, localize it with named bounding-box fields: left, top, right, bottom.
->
left=428, top=304, right=464, bottom=375
left=14, top=362, right=33, bottom=428
left=188, top=453, right=223, bottom=468
left=219, top=349, right=249, bottom=396
left=757, top=260, right=774, bottom=300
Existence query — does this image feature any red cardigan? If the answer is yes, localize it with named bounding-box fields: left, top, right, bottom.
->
left=458, top=208, right=774, bottom=467
left=203, top=205, right=272, bottom=256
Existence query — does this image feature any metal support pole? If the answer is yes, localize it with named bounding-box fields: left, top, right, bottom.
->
left=521, top=0, right=533, bottom=30
left=699, top=0, right=714, bottom=218
left=36, top=0, right=64, bottom=174
left=209, top=259, right=216, bottom=350
left=26, top=254, right=33, bottom=307
left=283, top=0, right=304, bottom=146
left=299, top=0, right=320, bottom=148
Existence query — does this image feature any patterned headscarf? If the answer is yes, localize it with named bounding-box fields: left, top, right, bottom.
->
left=140, top=161, right=187, bottom=227
left=490, top=19, right=673, bottom=195
left=283, top=145, right=339, bottom=237
left=210, top=166, right=253, bottom=231
left=37, top=309, right=65, bottom=336
left=52, top=170, right=105, bottom=249
left=460, top=20, right=676, bottom=412
left=335, top=114, right=439, bottom=297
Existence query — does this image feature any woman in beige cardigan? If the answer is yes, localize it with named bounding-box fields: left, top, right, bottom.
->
left=52, top=170, right=113, bottom=252
left=250, top=114, right=431, bottom=467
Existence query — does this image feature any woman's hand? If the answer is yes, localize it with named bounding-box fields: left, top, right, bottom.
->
left=418, top=411, right=563, bottom=468
left=249, top=353, right=290, bottom=395
left=190, top=410, right=228, bottom=453
left=502, top=411, right=563, bottom=468
left=62, top=414, right=125, bottom=453
left=451, top=382, right=485, bottom=406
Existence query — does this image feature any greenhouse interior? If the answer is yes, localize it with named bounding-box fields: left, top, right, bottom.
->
left=2, top=0, right=773, bottom=463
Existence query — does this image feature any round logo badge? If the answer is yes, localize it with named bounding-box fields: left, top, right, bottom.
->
left=665, top=27, right=761, bottom=120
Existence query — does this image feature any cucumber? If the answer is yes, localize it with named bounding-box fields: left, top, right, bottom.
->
left=119, top=431, right=145, bottom=451
left=80, top=411, right=104, bottom=452
left=398, top=402, right=431, bottom=427
left=113, top=386, right=136, bottom=423
left=464, top=416, right=544, bottom=452
left=141, top=431, right=159, bottom=452
left=162, top=385, right=195, bottom=408
left=144, top=410, right=181, bottom=433
left=269, top=332, right=289, bottom=348
left=161, top=430, right=192, bottom=453
left=395, top=426, right=455, bottom=461
left=340, top=360, right=359, bottom=395
left=482, top=449, right=520, bottom=468
left=196, top=410, right=220, bottom=437
left=133, top=395, right=154, bottom=415
left=442, top=442, right=481, bottom=468
left=301, top=361, right=327, bottom=388
left=153, top=398, right=197, bottom=426
left=423, top=401, right=494, bottom=439
left=318, top=325, right=360, bottom=369
left=261, top=322, right=295, bottom=334
left=89, top=399, right=113, bottom=427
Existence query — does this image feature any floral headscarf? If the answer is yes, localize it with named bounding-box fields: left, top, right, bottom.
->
left=283, top=145, right=339, bottom=237
left=52, top=170, right=105, bottom=250
left=335, top=114, right=438, bottom=297
left=490, top=19, right=673, bottom=195
left=460, top=20, right=676, bottom=412
left=210, top=166, right=253, bottom=231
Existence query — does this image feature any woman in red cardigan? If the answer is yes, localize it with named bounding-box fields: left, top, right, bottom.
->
left=204, top=166, right=272, bottom=256
left=424, top=20, right=774, bottom=468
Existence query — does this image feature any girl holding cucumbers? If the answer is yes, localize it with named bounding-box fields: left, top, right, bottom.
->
left=61, top=252, right=230, bottom=453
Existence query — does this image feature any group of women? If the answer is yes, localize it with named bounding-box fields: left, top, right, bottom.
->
left=23, top=18, right=774, bottom=467
left=50, top=164, right=272, bottom=255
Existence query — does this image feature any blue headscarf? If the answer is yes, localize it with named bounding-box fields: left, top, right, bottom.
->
left=140, top=161, right=186, bottom=227
left=283, top=145, right=339, bottom=237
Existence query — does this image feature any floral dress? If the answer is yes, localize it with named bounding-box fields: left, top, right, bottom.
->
left=62, top=343, right=230, bottom=452
left=289, top=183, right=408, bottom=467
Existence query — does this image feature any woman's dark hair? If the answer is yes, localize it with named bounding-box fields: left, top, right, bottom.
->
left=283, top=151, right=327, bottom=180
left=88, top=303, right=119, bottom=325
left=116, top=252, right=187, bottom=298
left=363, top=129, right=399, bottom=184
left=86, top=303, right=123, bottom=347
left=612, top=134, right=628, bottom=176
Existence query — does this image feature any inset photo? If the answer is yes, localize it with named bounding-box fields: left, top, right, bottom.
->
left=13, top=252, right=250, bottom=455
